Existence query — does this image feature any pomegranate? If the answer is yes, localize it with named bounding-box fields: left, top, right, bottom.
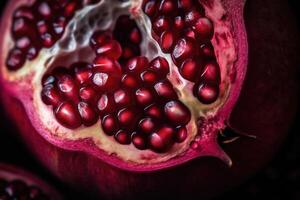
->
left=0, top=163, right=62, bottom=200
left=0, top=0, right=299, bottom=199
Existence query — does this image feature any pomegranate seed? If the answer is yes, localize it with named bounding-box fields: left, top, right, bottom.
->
left=129, top=28, right=141, bottom=44
left=122, top=74, right=140, bottom=89
left=174, top=16, right=185, bottom=30
left=15, top=36, right=31, bottom=52
left=140, top=70, right=159, bottom=85
left=149, top=56, right=170, bottom=77
left=97, top=94, right=116, bottom=115
left=34, top=1, right=53, bottom=20
left=135, top=87, right=155, bottom=106
left=194, top=83, right=219, bottom=104
left=139, top=117, right=157, bottom=134
left=172, top=37, right=197, bottom=65
left=184, top=28, right=196, bottom=40
left=36, top=20, right=51, bottom=35
left=125, top=56, right=149, bottom=74
left=200, top=61, right=221, bottom=84
left=142, top=0, right=157, bottom=18
left=41, top=84, right=62, bottom=106
left=131, top=132, right=147, bottom=150
left=144, top=104, right=163, bottom=119
left=57, top=75, right=79, bottom=101
left=78, top=102, right=98, bottom=126
left=11, top=17, right=36, bottom=39
left=185, top=9, right=202, bottom=25
left=40, top=33, right=56, bottom=47
left=55, top=101, right=82, bottom=129
left=53, top=16, right=67, bottom=36
left=178, top=0, right=193, bottom=10
left=117, top=108, right=138, bottom=129
left=192, top=17, right=214, bottom=41
left=175, top=126, right=188, bottom=143
left=102, top=115, right=119, bottom=135
left=159, top=0, right=176, bottom=15
left=42, top=75, right=56, bottom=86
left=160, top=31, right=177, bottom=53
left=73, top=63, right=93, bottom=85
left=200, top=43, right=215, bottom=58
left=164, top=100, right=191, bottom=126
left=152, top=16, right=171, bottom=36
left=93, top=56, right=122, bottom=75
left=6, top=48, right=25, bottom=71
left=64, top=0, right=81, bottom=18
left=95, top=40, right=123, bottom=60
left=114, top=89, right=132, bottom=108
left=90, top=31, right=112, bottom=48
left=114, top=130, right=131, bottom=144
left=180, top=58, right=202, bottom=81
left=13, top=6, right=34, bottom=20
left=149, top=125, right=175, bottom=152
left=27, top=46, right=40, bottom=60
left=79, top=86, right=97, bottom=103
left=154, top=80, right=178, bottom=100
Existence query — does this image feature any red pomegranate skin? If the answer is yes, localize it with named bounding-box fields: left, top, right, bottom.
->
left=0, top=0, right=299, bottom=199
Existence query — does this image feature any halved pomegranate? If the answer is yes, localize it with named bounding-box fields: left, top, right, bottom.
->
left=0, top=163, right=62, bottom=200
left=0, top=0, right=299, bottom=199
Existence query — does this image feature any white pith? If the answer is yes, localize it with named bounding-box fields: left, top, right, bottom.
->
left=1, top=0, right=237, bottom=164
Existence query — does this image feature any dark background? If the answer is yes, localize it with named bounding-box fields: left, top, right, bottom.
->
left=0, top=0, right=299, bottom=199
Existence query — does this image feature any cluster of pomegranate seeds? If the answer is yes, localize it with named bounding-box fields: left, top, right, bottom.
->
left=6, top=0, right=102, bottom=71
left=41, top=15, right=191, bottom=152
left=0, top=179, right=49, bottom=200
left=142, top=0, right=221, bottom=104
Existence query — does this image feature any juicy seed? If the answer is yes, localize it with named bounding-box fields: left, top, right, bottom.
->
left=114, top=89, right=132, bottom=108
left=41, top=84, right=62, bottom=106
left=132, top=132, right=147, bottom=150
left=114, top=130, right=131, bottom=144
left=149, top=56, right=170, bottom=77
left=149, top=125, right=175, bottom=152
left=185, top=9, right=202, bottom=25
left=90, top=31, right=112, bottom=48
left=6, top=48, right=25, bottom=70
left=78, top=102, right=98, bottom=126
left=125, top=56, right=149, bottom=74
left=57, top=75, right=79, bottom=101
left=122, top=74, right=140, bottom=89
left=129, top=28, right=142, bottom=44
left=141, top=70, right=159, bottom=85
left=98, top=94, right=116, bottom=115
left=73, top=63, right=93, bottom=85
left=95, top=40, right=123, bottom=60
left=200, top=61, right=221, bottom=84
left=164, top=100, right=191, bottom=126
left=144, top=104, right=163, bottom=119
left=180, top=58, right=202, bottom=81
left=178, top=0, right=193, bottom=10
left=160, top=31, right=177, bottom=53
left=139, top=117, right=157, bottom=134
left=102, top=115, right=119, bottom=135
left=118, top=108, right=138, bottom=130
left=153, top=16, right=171, bottom=36
left=55, top=101, right=82, bottom=129
left=175, top=127, right=188, bottom=143
left=174, top=16, right=185, bottom=30
left=192, top=17, right=214, bottom=41
left=172, top=37, right=196, bottom=65
left=159, top=0, right=176, bottom=15
left=194, top=83, right=219, bottom=104
left=154, top=80, right=177, bottom=99
left=79, top=86, right=97, bottom=103
left=135, top=87, right=155, bottom=106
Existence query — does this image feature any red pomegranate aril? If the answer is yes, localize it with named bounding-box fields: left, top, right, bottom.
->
left=175, top=126, right=187, bottom=143
left=55, top=101, right=82, bottom=129
left=41, top=84, right=62, bottom=106
left=180, top=58, right=202, bottom=81
left=57, top=75, right=79, bottom=101
left=149, top=125, right=175, bottom=152
left=129, top=28, right=142, bottom=44
left=114, top=89, right=132, bottom=108
left=160, top=31, right=177, bottom=53
left=27, top=46, right=40, bottom=60
left=73, top=64, right=93, bottom=85
left=79, top=86, right=97, bottom=103
left=15, top=36, right=31, bottom=52
left=13, top=6, right=34, bottom=20
left=164, top=100, right=191, bottom=126
left=154, top=80, right=178, bottom=100
left=152, top=16, right=170, bottom=36
left=174, top=16, right=185, bottom=30
left=64, top=0, right=81, bottom=18
left=139, top=117, right=157, bottom=134
left=144, top=104, right=163, bottom=119
left=42, top=75, right=56, bottom=86
left=192, top=17, right=214, bottom=41
left=36, top=20, right=51, bottom=35
left=34, top=1, right=54, bottom=20
left=102, top=114, right=119, bottom=136
left=140, top=70, right=159, bottom=85
left=121, top=74, right=140, bottom=89
left=90, top=31, right=112, bottom=48
left=131, top=132, right=147, bottom=150
left=93, top=56, right=122, bottom=76
left=135, top=87, right=155, bottom=106
left=194, top=82, right=219, bottom=104
left=159, top=0, right=176, bottom=15
left=52, top=16, right=67, bottom=36
left=178, top=0, right=193, bottom=10
left=78, top=102, right=98, bottom=126
left=149, top=56, right=170, bottom=77
left=6, top=48, right=25, bottom=71
left=97, top=94, right=116, bottom=115
left=114, top=130, right=131, bottom=144
left=142, top=0, right=157, bottom=18
left=200, top=61, right=221, bottom=84
left=200, top=43, right=215, bottom=58
left=118, top=108, right=138, bottom=129
left=92, top=72, right=120, bottom=91
left=125, top=56, right=149, bottom=74
left=95, top=40, right=123, bottom=60
left=40, top=33, right=56, bottom=47
left=11, top=17, right=36, bottom=39
left=172, top=37, right=197, bottom=65
left=185, top=9, right=202, bottom=25
left=184, top=28, right=196, bottom=40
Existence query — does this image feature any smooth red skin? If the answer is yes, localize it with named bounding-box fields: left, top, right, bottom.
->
left=0, top=0, right=299, bottom=199
left=0, top=163, right=63, bottom=200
